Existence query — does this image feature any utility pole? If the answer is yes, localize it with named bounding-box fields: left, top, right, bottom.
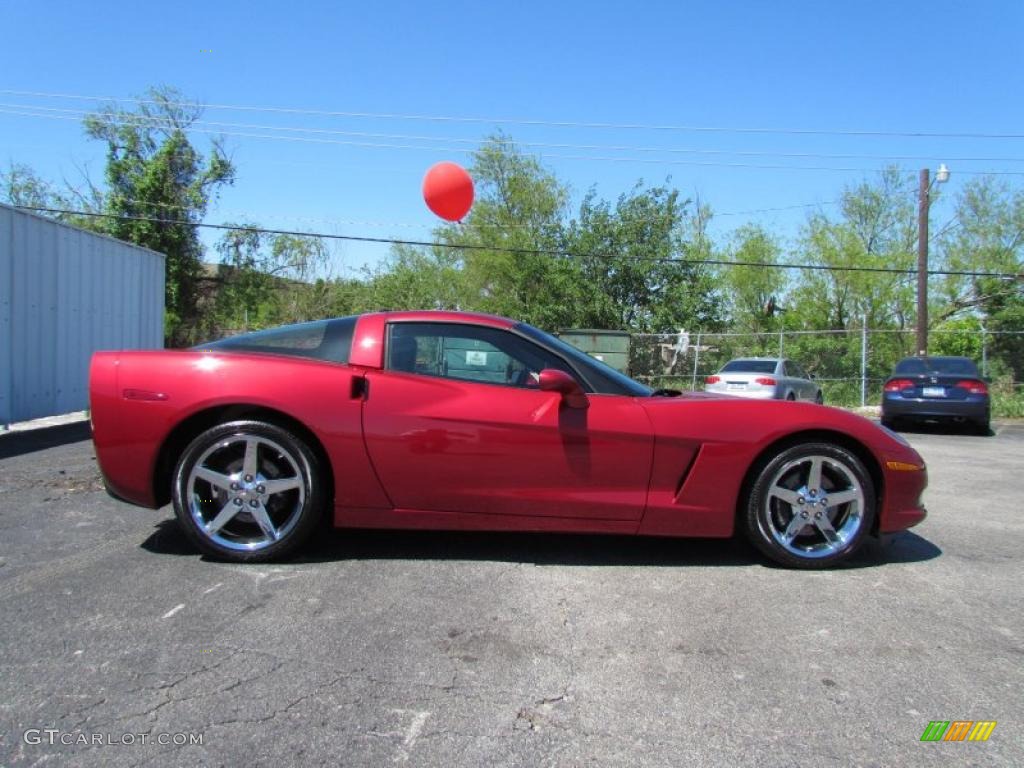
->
left=916, top=168, right=930, bottom=356
left=916, top=164, right=950, bottom=357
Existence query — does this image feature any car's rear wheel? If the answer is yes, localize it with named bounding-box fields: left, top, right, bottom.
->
left=814, top=391, right=824, bottom=405
left=743, top=442, right=875, bottom=569
left=171, top=420, right=324, bottom=562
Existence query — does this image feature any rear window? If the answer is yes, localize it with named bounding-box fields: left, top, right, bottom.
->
left=196, top=317, right=356, bottom=364
left=894, top=357, right=978, bottom=376
left=894, top=358, right=927, bottom=374
left=720, top=359, right=778, bottom=374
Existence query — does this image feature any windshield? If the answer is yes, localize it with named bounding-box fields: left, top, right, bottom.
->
left=515, top=323, right=652, bottom=396
left=720, top=359, right=778, bottom=374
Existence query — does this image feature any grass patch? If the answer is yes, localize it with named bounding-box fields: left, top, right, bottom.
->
left=992, top=379, right=1024, bottom=418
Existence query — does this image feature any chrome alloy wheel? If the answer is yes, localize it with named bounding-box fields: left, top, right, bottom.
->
left=186, top=433, right=307, bottom=552
left=759, top=454, right=865, bottom=560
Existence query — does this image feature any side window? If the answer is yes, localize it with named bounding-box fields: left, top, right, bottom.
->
left=197, top=316, right=356, bottom=364
left=385, top=323, right=579, bottom=389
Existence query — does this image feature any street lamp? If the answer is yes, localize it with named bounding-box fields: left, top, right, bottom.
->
left=916, top=163, right=950, bottom=356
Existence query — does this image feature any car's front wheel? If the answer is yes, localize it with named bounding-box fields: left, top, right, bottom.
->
left=171, top=420, right=325, bottom=562
left=743, top=442, right=875, bottom=569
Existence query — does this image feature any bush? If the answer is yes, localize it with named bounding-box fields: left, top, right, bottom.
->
left=991, top=376, right=1024, bottom=418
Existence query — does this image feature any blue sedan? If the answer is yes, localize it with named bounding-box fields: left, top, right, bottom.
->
left=881, top=356, right=990, bottom=434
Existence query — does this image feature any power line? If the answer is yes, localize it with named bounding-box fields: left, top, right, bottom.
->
left=4, top=101, right=1024, bottom=165
left=82, top=194, right=841, bottom=230
left=714, top=201, right=838, bottom=217
left=4, top=88, right=1024, bottom=140
left=5, top=107, right=1024, bottom=176
left=15, top=204, right=1023, bottom=280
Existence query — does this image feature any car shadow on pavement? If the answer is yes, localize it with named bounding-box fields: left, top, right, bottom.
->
left=140, top=519, right=942, bottom=569
left=303, top=529, right=762, bottom=568
left=845, top=531, right=942, bottom=568
left=0, top=421, right=92, bottom=459
left=893, top=421, right=992, bottom=437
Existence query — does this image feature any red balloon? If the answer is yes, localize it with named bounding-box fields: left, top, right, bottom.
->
left=422, top=161, right=474, bottom=221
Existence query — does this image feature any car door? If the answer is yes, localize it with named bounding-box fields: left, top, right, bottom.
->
left=797, top=362, right=815, bottom=400
left=777, top=360, right=793, bottom=399
left=781, top=360, right=805, bottom=400
left=787, top=360, right=809, bottom=400
left=800, top=363, right=818, bottom=400
left=361, top=322, right=654, bottom=521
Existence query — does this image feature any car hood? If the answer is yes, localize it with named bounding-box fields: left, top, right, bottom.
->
left=650, top=390, right=747, bottom=401
left=638, top=392, right=921, bottom=464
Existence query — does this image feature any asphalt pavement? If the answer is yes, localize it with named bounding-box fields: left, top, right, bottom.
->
left=0, top=420, right=1021, bottom=767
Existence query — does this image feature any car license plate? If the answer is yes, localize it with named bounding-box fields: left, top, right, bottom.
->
left=922, top=386, right=945, bottom=397
left=727, top=383, right=745, bottom=390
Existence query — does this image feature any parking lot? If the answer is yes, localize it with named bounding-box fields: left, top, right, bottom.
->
left=1, top=420, right=1021, bottom=767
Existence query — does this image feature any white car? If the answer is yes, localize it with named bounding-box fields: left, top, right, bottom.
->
left=705, top=357, right=823, bottom=403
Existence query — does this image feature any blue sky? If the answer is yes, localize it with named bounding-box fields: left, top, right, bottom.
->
left=2, top=0, right=1022, bottom=276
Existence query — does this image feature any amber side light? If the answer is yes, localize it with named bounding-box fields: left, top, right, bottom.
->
left=886, top=460, right=924, bottom=471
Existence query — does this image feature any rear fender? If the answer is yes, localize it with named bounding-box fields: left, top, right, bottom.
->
left=90, top=350, right=390, bottom=511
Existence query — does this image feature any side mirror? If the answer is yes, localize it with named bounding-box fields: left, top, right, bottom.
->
left=538, top=369, right=589, bottom=409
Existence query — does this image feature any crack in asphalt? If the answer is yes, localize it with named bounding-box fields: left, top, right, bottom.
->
left=203, top=673, right=348, bottom=730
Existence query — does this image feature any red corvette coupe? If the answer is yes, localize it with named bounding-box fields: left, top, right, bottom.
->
left=90, top=311, right=927, bottom=568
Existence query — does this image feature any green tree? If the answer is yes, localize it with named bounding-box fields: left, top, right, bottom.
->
left=723, top=224, right=786, bottom=334
left=1, top=162, right=58, bottom=208
left=565, top=183, right=721, bottom=333
left=381, top=136, right=724, bottom=336
left=432, top=135, right=585, bottom=328
left=779, top=169, right=918, bottom=389
left=363, top=244, right=466, bottom=312
left=212, top=224, right=330, bottom=330
left=84, top=86, right=235, bottom=342
left=935, top=177, right=1024, bottom=379
left=788, top=168, right=917, bottom=333
left=0, top=162, right=105, bottom=231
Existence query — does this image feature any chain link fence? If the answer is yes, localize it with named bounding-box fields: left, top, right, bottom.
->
left=180, top=317, right=1023, bottom=411
left=630, top=328, right=1024, bottom=407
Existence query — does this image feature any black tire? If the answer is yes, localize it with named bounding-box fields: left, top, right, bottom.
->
left=973, top=419, right=991, bottom=437
left=814, top=391, right=824, bottom=405
left=786, top=392, right=796, bottom=401
left=742, top=442, right=876, bottom=569
left=171, top=420, right=325, bottom=562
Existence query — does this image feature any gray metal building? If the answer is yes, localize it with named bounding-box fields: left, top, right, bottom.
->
left=1, top=203, right=165, bottom=426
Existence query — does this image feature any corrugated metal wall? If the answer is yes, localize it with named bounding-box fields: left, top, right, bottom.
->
left=0, top=204, right=165, bottom=425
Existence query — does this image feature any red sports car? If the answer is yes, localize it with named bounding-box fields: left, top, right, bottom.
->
left=89, top=310, right=927, bottom=568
